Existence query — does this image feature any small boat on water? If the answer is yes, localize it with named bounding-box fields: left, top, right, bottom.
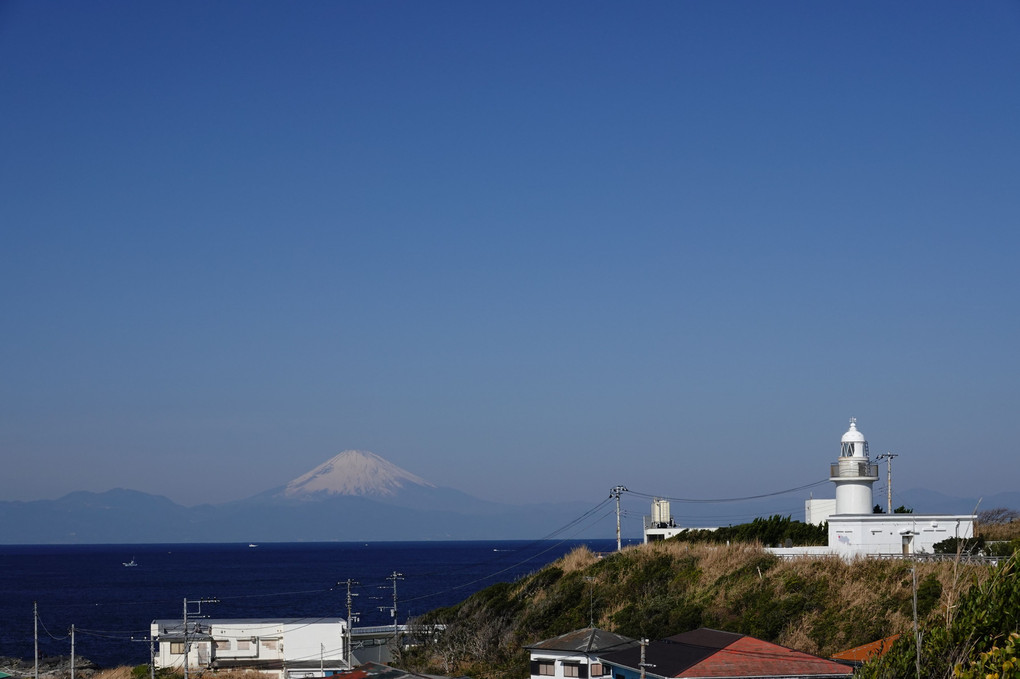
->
left=249, top=543, right=258, bottom=548
left=123, top=558, right=138, bottom=567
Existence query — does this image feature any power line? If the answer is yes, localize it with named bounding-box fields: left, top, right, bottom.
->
left=626, top=479, right=829, bottom=504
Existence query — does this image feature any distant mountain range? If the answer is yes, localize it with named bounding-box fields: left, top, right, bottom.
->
left=1, top=451, right=1016, bottom=544
left=0, top=451, right=610, bottom=544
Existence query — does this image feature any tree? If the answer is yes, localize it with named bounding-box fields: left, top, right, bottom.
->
left=979, top=507, right=1020, bottom=525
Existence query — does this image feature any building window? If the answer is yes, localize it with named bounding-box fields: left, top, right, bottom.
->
left=215, top=640, right=231, bottom=651
left=170, top=642, right=185, bottom=655
left=590, top=663, right=604, bottom=677
left=261, top=639, right=278, bottom=651
left=563, top=662, right=588, bottom=678
left=236, top=640, right=250, bottom=651
left=531, top=659, right=555, bottom=676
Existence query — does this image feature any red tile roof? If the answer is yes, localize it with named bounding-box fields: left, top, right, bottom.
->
left=830, top=634, right=901, bottom=663
left=601, top=628, right=852, bottom=678
left=676, top=635, right=852, bottom=677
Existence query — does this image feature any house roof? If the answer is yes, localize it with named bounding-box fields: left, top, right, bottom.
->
left=600, top=628, right=853, bottom=678
left=527, top=628, right=640, bottom=654
left=152, top=617, right=344, bottom=639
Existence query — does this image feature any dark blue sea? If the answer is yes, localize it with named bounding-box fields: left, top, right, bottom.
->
left=0, top=540, right=622, bottom=668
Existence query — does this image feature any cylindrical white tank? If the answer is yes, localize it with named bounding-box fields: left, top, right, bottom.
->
left=651, top=498, right=670, bottom=526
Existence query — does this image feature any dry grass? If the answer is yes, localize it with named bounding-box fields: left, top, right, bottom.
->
left=622, top=540, right=992, bottom=657
left=91, top=668, right=134, bottom=679
left=559, top=545, right=599, bottom=573
left=978, top=521, right=1020, bottom=542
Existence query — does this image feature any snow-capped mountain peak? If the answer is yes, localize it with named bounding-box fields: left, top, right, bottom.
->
left=282, top=450, right=435, bottom=498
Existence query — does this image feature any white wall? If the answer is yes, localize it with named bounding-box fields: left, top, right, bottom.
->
left=805, top=498, right=837, bottom=525
left=152, top=618, right=347, bottom=676
left=828, top=515, right=974, bottom=557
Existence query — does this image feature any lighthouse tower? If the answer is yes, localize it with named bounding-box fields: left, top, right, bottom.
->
left=830, top=418, right=879, bottom=515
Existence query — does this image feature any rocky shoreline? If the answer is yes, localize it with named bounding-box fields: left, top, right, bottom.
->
left=0, top=656, right=101, bottom=679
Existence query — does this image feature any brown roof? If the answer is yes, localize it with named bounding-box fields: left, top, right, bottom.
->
left=527, top=628, right=640, bottom=654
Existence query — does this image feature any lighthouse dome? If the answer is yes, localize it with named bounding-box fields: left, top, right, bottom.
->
left=840, top=418, right=869, bottom=458
left=841, top=420, right=865, bottom=443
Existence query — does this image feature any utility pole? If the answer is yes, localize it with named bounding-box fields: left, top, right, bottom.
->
left=34, top=602, right=38, bottom=679
left=638, top=638, right=654, bottom=679
left=877, top=453, right=898, bottom=513
left=611, top=486, right=628, bottom=552
left=182, top=599, right=188, bottom=679
left=583, top=577, right=595, bottom=628
left=341, top=579, right=359, bottom=668
left=182, top=597, right=218, bottom=679
left=70, top=625, right=75, bottom=679
left=912, top=567, right=921, bottom=679
left=379, top=572, right=404, bottom=638
left=129, top=633, right=154, bottom=679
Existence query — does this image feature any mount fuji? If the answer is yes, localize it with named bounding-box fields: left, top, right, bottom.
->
left=281, top=450, right=436, bottom=499
left=0, top=450, right=602, bottom=543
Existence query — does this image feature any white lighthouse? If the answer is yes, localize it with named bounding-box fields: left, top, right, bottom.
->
left=830, top=418, right=879, bottom=515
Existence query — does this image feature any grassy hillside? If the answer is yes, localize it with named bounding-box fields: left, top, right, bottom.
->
left=399, top=541, right=994, bottom=678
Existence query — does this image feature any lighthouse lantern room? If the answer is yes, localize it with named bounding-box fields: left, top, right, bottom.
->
left=830, top=418, right=880, bottom=515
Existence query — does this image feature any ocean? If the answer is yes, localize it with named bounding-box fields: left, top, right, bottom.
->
left=0, top=540, right=621, bottom=668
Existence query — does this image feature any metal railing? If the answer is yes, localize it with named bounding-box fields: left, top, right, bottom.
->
left=772, top=552, right=1000, bottom=565
left=830, top=462, right=879, bottom=478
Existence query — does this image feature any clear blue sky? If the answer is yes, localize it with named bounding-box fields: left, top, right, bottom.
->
left=2, top=2, right=1018, bottom=510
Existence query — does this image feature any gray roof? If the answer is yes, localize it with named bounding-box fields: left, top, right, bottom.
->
left=526, top=628, right=639, bottom=654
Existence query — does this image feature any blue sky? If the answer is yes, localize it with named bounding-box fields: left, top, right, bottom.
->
left=2, top=2, right=1018, bottom=512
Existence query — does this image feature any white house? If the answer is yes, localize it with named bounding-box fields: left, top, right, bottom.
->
left=152, top=617, right=349, bottom=679
left=526, top=628, right=639, bottom=679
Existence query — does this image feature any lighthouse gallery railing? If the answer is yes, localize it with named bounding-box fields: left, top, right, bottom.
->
left=830, top=462, right=879, bottom=478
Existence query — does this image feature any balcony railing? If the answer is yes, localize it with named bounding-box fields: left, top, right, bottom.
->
left=830, top=462, right=879, bottom=478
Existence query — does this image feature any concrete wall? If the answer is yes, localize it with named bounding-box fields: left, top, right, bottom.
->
left=828, top=514, right=974, bottom=557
